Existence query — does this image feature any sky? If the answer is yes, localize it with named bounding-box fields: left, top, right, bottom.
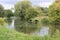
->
left=0, top=0, right=55, bottom=9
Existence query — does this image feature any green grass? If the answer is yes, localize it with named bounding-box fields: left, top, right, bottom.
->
left=0, top=26, right=60, bottom=40
left=0, top=27, right=42, bottom=40
left=0, top=27, right=26, bottom=40
left=0, top=27, right=51, bottom=40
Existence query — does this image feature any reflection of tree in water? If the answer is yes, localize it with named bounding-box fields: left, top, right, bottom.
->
left=15, top=18, right=40, bottom=34
left=6, top=18, right=12, bottom=25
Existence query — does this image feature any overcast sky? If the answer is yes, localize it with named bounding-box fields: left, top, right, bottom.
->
left=0, top=0, right=55, bottom=9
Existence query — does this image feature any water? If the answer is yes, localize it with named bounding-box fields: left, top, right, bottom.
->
left=6, top=18, right=49, bottom=36
left=39, top=27, right=49, bottom=36
left=7, top=18, right=15, bottom=30
left=32, top=26, right=49, bottom=36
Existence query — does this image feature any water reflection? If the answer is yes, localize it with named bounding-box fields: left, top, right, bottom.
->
left=39, top=27, right=49, bottom=36
left=6, top=18, right=49, bottom=36
left=15, top=18, right=40, bottom=34
left=6, top=18, right=14, bottom=30
left=32, top=27, right=49, bottom=36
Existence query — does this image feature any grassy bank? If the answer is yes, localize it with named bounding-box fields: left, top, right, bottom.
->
left=0, top=27, right=51, bottom=40
left=0, top=27, right=60, bottom=40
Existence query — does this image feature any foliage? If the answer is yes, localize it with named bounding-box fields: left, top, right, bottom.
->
left=0, top=18, right=6, bottom=26
left=0, top=4, right=4, bottom=17
left=48, top=2, right=60, bottom=35
left=14, top=1, right=42, bottom=21
left=48, top=2, right=60, bottom=25
left=4, top=9, right=14, bottom=18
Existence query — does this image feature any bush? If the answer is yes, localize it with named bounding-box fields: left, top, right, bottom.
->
left=0, top=18, right=6, bottom=26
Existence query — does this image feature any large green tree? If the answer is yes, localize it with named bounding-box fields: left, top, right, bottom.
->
left=0, top=4, right=4, bottom=17
left=14, top=1, right=41, bottom=21
left=48, top=2, right=60, bottom=25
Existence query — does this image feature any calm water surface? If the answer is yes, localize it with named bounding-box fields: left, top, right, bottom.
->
left=6, top=18, right=49, bottom=36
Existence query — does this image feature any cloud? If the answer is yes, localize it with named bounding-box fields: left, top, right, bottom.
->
left=0, top=0, right=55, bottom=9
left=0, top=0, right=20, bottom=4
left=0, top=0, right=20, bottom=9
left=30, top=0, right=55, bottom=7
left=37, top=2, right=53, bottom=7
left=30, top=0, right=55, bottom=2
left=3, top=4, right=14, bottom=9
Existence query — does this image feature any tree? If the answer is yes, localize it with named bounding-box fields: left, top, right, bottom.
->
left=48, top=2, right=60, bottom=35
left=0, top=4, right=4, bottom=17
left=14, top=1, right=41, bottom=21
left=4, top=9, right=14, bottom=18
